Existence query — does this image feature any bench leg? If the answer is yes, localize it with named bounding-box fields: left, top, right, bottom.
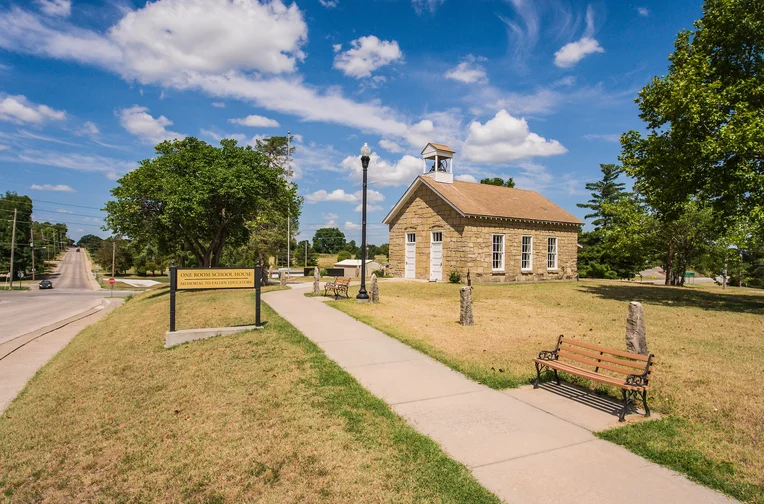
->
left=553, top=368, right=560, bottom=386
left=619, top=389, right=629, bottom=422
left=642, top=389, right=651, bottom=418
left=533, top=362, right=541, bottom=389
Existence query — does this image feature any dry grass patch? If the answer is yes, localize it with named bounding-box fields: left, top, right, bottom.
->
left=329, top=280, right=764, bottom=502
left=0, top=287, right=499, bottom=503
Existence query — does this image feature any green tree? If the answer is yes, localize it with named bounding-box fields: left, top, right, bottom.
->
left=0, top=192, right=34, bottom=281
left=576, top=164, right=626, bottom=230
left=296, top=240, right=318, bottom=267
left=77, top=234, right=103, bottom=256
left=480, top=177, right=515, bottom=188
left=96, top=237, right=133, bottom=275
left=337, top=250, right=351, bottom=261
left=620, top=0, right=764, bottom=229
left=377, top=243, right=389, bottom=258
left=312, top=228, right=346, bottom=254
left=105, top=137, right=299, bottom=267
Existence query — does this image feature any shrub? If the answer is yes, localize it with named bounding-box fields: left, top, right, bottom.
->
left=372, top=269, right=387, bottom=278
left=320, top=268, right=328, bottom=277
left=337, top=250, right=351, bottom=261
left=448, top=270, right=462, bottom=283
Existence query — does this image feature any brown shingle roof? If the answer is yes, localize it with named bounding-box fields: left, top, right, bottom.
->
left=426, top=143, right=455, bottom=153
left=383, top=176, right=583, bottom=225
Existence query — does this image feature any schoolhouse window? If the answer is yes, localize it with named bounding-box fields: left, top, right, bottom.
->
left=521, top=236, right=533, bottom=270
left=492, top=234, right=505, bottom=271
left=547, top=237, right=558, bottom=270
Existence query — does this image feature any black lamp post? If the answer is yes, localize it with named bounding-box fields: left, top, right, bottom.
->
left=356, top=142, right=371, bottom=301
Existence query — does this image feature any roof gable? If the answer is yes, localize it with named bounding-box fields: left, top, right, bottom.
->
left=383, top=176, right=583, bottom=226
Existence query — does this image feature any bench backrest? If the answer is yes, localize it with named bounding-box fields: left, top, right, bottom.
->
left=335, top=277, right=351, bottom=286
left=554, top=335, right=654, bottom=381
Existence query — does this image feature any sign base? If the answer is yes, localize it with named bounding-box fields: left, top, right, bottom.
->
left=165, top=325, right=262, bottom=348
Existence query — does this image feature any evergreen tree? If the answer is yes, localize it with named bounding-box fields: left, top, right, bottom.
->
left=576, top=164, right=626, bottom=230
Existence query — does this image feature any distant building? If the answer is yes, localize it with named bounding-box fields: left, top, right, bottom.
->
left=333, top=259, right=383, bottom=278
left=382, top=143, right=583, bottom=283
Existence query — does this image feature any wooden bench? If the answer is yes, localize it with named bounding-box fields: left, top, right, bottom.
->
left=324, top=277, right=350, bottom=298
left=533, top=334, right=655, bottom=422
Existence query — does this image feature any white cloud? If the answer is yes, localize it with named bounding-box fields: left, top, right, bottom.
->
left=16, top=150, right=135, bottom=179
left=229, top=114, right=280, bottom=128
left=445, top=55, right=487, bottom=84
left=211, top=102, right=225, bottom=108
left=583, top=133, right=620, bottom=143
left=378, top=139, right=404, bottom=153
left=462, top=109, right=566, bottom=163
left=354, top=203, right=384, bottom=212
left=333, top=35, right=403, bottom=78
left=305, top=188, right=384, bottom=204
left=320, top=0, right=339, bottom=7
left=56, top=208, right=74, bottom=214
left=110, top=0, right=307, bottom=81
left=637, top=7, right=649, bottom=17
left=36, top=0, right=71, bottom=17
left=0, top=94, right=66, bottom=124
left=455, top=174, right=477, bottom=183
left=554, top=6, right=604, bottom=68
left=342, top=153, right=422, bottom=187
left=344, top=221, right=362, bottom=231
left=30, top=183, right=75, bottom=192
left=0, top=144, right=9, bottom=151
left=119, top=105, right=184, bottom=144
left=412, top=0, right=445, bottom=14
left=75, top=121, right=99, bottom=136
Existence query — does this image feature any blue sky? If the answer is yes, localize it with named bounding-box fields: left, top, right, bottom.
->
left=0, top=0, right=704, bottom=244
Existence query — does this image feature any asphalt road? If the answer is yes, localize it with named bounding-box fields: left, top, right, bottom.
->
left=0, top=249, right=125, bottom=345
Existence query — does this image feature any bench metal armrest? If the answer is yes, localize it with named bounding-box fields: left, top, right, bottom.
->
left=537, top=349, right=557, bottom=361
left=625, top=373, right=648, bottom=387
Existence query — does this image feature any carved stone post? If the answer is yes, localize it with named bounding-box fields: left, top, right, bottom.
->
left=460, top=286, right=474, bottom=326
left=625, top=301, right=647, bottom=355
left=279, top=271, right=287, bottom=289
left=313, top=267, right=320, bottom=295
left=370, top=273, right=379, bottom=303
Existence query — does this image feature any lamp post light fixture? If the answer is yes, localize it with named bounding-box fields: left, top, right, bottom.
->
left=356, top=142, right=371, bottom=302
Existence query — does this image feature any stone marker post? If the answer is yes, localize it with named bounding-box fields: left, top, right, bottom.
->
left=466, top=270, right=472, bottom=287
left=460, top=286, right=474, bottom=326
left=313, top=267, right=320, bottom=295
left=370, top=273, right=379, bottom=303
left=279, top=271, right=287, bottom=289
left=625, top=301, right=648, bottom=355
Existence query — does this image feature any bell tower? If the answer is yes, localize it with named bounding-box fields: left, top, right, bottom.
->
left=421, top=143, right=455, bottom=183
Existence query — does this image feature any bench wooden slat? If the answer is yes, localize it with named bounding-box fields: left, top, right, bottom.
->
left=563, top=338, right=651, bottom=362
left=556, top=350, right=640, bottom=375
left=558, top=344, right=648, bottom=371
left=534, top=359, right=649, bottom=391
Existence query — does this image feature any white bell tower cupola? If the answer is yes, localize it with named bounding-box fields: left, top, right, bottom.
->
left=421, top=142, right=455, bottom=184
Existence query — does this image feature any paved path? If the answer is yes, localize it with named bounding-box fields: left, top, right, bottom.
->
left=264, top=284, right=735, bottom=504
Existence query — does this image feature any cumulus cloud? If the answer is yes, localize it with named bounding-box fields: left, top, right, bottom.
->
left=637, top=7, right=649, bottom=16
left=344, top=221, right=361, bottom=231
left=444, top=55, right=487, bottom=84
left=333, top=35, right=403, bottom=78
left=36, top=0, right=71, bottom=17
left=0, top=94, right=66, bottom=124
left=319, top=0, right=339, bottom=7
left=75, top=120, right=99, bottom=136
left=554, top=6, right=604, bottom=68
left=378, top=139, right=405, bottom=153
left=455, top=174, right=477, bottom=183
left=342, top=152, right=422, bottom=187
left=305, top=188, right=385, bottom=204
left=229, top=114, right=280, bottom=127
left=118, top=105, right=184, bottom=143
left=462, top=109, right=566, bottom=163
left=30, top=183, right=75, bottom=192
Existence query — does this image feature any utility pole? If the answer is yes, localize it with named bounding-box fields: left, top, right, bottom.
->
left=305, top=241, right=308, bottom=267
left=286, top=130, right=291, bottom=275
left=31, top=228, right=35, bottom=281
left=112, top=239, right=116, bottom=277
left=9, top=208, right=16, bottom=290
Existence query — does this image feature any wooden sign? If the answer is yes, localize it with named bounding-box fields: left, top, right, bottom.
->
left=176, top=268, right=255, bottom=290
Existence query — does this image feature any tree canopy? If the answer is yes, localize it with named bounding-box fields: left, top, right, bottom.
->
left=480, top=177, right=515, bottom=188
left=620, top=0, right=764, bottom=230
left=576, top=164, right=626, bottom=230
left=105, top=137, right=299, bottom=267
left=312, top=228, right=346, bottom=254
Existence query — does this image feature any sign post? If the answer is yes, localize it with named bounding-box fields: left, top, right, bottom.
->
left=108, top=276, right=115, bottom=296
left=255, top=265, right=261, bottom=327
left=169, top=263, right=177, bottom=332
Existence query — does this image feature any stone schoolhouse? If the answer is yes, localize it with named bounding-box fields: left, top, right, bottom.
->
left=383, top=143, right=583, bottom=283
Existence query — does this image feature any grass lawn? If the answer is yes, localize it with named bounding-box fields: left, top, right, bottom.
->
left=0, top=287, right=499, bottom=503
left=328, top=280, right=764, bottom=503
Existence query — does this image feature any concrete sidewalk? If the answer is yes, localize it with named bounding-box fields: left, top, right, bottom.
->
left=264, top=285, right=735, bottom=504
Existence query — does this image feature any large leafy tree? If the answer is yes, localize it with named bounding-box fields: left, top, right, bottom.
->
left=77, top=234, right=103, bottom=256
left=0, top=192, right=33, bottom=280
left=105, top=137, right=299, bottom=267
left=621, top=0, right=764, bottom=230
left=312, top=227, right=346, bottom=254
